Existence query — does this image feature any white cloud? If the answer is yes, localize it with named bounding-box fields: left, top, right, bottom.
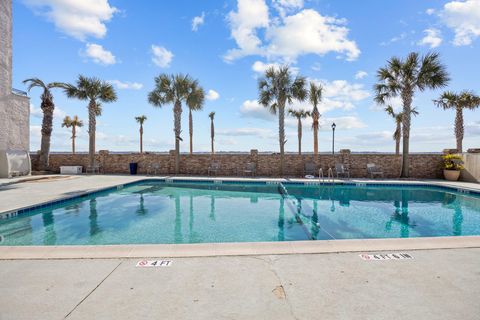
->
left=151, top=45, right=173, bottom=68
left=251, top=60, right=299, bottom=74
left=370, top=96, right=404, bottom=112
left=240, top=99, right=274, bottom=121
left=380, top=32, right=407, bottom=46
left=418, top=28, right=442, bottom=48
left=319, top=79, right=370, bottom=112
left=265, top=9, right=360, bottom=62
left=311, top=62, right=321, bottom=71
left=272, top=0, right=304, bottom=17
left=24, top=0, right=117, bottom=41
left=240, top=78, right=370, bottom=121
left=321, top=116, right=367, bottom=130
left=30, top=125, right=41, bottom=138
left=206, top=89, right=220, bottom=101
left=441, top=0, right=480, bottom=46
left=192, top=12, right=205, bottom=31
left=285, top=114, right=367, bottom=131
left=30, top=103, right=66, bottom=119
left=217, top=127, right=274, bottom=139
left=273, top=0, right=304, bottom=10
left=426, top=8, right=435, bottom=15
left=224, top=0, right=270, bottom=62
left=108, top=80, right=143, bottom=90
left=354, top=71, right=368, bottom=79
left=224, top=1, right=359, bottom=62
left=84, top=43, right=116, bottom=65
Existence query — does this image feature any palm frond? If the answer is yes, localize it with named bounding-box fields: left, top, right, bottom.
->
left=62, top=116, right=72, bottom=128
left=23, top=78, right=47, bottom=92
left=309, top=82, right=322, bottom=107
left=186, top=80, right=205, bottom=111
left=384, top=105, right=396, bottom=117
left=433, top=91, right=457, bottom=110
left=135, top=115, right=147, bottom=124
left=459, top=90, right=480, bottom=110
left=417, top=52, right=449, bottom=91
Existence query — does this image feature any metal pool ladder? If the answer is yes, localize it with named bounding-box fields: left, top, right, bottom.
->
left=319, top=168, right=334, bottom=184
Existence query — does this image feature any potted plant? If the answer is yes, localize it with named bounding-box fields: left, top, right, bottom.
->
left=442, top=154, right=464, bottom=181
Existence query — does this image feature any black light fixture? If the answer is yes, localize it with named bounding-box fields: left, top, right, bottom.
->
left=331, top=122, right=336, bottom=156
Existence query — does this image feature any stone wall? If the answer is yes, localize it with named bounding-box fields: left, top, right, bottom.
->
left=31, top=150, right=444, bottom=179
left=0, top=0, right=30, bottom=152
left=0, top=0, right=12, bottom=96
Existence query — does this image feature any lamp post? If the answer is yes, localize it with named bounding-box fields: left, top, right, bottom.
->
left=331, top=122, right=336, bottom=156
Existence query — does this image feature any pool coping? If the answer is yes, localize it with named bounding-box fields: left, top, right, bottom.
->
left=1, top=236, right=479, bottom=259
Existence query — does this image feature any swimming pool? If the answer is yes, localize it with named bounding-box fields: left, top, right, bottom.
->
left=1, top=180, right=479, bottom=245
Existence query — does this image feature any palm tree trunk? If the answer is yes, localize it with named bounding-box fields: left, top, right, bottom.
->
left=72, top=125, right=76, bottom=154
left=297, top=117, right=302, bottom=155
left=189, top=108, right=193, bottom=155
left=401, top=90, right=413, bottom=178
left=88, top=100, right=97, bottom=169
left=173, top=100, right=182, bottom=174
left=312, top=108, right=319, bottom=157
left=455, top=106, right=464, bottom=153
left=39, top=99, right=54, bottom=171
left=210, top=118, right=215, bottom=155
left=395, top=122, right=401, bottom=155
left=140, top=125, right=143, bottom=154
left=278, top=101, right=286, bottom=176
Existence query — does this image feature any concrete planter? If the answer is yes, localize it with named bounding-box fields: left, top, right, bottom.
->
left=444, top=169, right=461, bottom=181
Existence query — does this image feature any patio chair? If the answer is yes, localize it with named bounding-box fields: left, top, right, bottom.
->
left=367, top=163, right=384, bottom=179
left=304, top=162, right=316, bottom=177
left=86, top=162, right=102, bottom=174
left=243, top=162, right=257, bottom=177
left=147, top=163, right=160, bottom=175
left=208, top=162, right=221, bottom=176
left=335, top=163, right=350, bottom=179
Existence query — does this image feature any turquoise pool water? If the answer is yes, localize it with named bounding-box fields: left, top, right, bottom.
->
left=1, top=181, right=479, bottom=245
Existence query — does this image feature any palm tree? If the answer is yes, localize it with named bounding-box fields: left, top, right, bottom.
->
left=135, top=115, right=147, bottom=153
left=57, top=75, right=117, bottom=169
left=209, top=112, right=215, bottom=155
left=384, top=106, right=418, bottom=155
left=288, top=109, right=311, bottom=155
left=148, top=74, right=204, bottom=173
left=187, top=81, right=205, bottom=155
left=433, top=91, right=480, bottom=152
left=374, top=52, right=449, bottom=177
left=258, top=66, right=307, bottom=175
left=309, top=82, right=322, bottom=157
left=23, top=78, right=62, bottom=170
left=61, top=115, right=83, bottom=154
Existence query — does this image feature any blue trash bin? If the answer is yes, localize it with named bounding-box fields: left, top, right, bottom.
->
left=129, top=162, right=138, bottom=175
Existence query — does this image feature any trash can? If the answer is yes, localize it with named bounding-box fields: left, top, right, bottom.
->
left=129, top=162, right=138, bottom=175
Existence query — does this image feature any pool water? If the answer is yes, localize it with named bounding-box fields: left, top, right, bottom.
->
left=1, top=181, right=479, bottom=245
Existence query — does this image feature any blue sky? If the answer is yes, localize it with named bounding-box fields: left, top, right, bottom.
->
left=12, top=0, right=480, bottom=153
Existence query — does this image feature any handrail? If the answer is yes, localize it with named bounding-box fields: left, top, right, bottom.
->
left=12, top=88, right=28, bottom=96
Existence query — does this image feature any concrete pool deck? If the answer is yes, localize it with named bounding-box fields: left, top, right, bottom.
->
left=1, top=248, right=479, bottom=319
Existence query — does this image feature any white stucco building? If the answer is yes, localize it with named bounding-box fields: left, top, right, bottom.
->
left=0, top=0, right=31, bottom=177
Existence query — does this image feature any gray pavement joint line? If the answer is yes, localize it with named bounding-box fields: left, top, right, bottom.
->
left=63, top=259, right=124, bottom=319
left=250, top=256, right=300, bottom=320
